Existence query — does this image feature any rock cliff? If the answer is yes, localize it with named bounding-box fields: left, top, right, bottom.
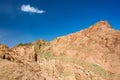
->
left=0, top=21, right=120, bottom=80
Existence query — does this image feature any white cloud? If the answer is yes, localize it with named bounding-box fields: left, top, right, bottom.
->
left=21, top=4, right=45, bottom=14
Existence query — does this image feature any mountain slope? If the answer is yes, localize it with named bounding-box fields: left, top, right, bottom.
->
left=51, top=21, right=120, bottom=75
left=0, top=21, right=120, bottom=80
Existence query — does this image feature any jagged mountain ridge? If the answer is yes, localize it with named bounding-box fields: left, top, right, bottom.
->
left=0, top=21, right=120, bottom=80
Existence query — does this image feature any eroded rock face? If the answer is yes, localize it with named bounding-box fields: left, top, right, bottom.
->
left=0, top=44, right=8, bottom=49
left=12, top=44, right=35, bottom=61
left=33, top=39, right=50, bottom=62
left=0, top=58, right=105, bottom=80
left=0, top=44, right=15, bottom=61
left=0, top=21, right=120, bottom=80
left=51, top=21, right=120, bottom=75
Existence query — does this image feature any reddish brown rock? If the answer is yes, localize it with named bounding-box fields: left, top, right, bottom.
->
left=0, top=21, right=120, bottom=80
left=51, top=21, right=120, bottom=75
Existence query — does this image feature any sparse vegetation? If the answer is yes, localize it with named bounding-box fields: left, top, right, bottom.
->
left=117, top=76, right=120, bottom=80
left=15, top=43, right=33, bottom=47
left=33, top=39, right=48, bottom=53
left=82, top=62, right=106, bottom=77
left=82, top=62, right=117, bottom=79
left=0, top=21, right=119, bottom=80
left=33, top=39, right=50, bottom=61
left=41, top=49, right=52, bottom=60
left=90, top=64, right=106, bottom=77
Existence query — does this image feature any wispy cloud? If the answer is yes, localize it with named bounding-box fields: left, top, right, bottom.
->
left=21, top=4, right=45, bottom=14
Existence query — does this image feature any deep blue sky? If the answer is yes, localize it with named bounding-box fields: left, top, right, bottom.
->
left=0, top=0, right=120, bottom=47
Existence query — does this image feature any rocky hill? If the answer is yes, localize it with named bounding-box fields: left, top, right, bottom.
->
left=0, top=21, right=120, bottom=80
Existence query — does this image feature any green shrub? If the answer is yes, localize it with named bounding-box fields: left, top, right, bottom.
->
left=82, top=62, right=106, bottom=77
left=90, top=64, right=106, bottom=77
left=16, top=43, right=33, bottom=47
left=41, top=49, right=52, bottom=60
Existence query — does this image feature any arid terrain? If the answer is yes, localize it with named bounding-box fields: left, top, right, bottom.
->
left=0, top=21, right=120, bottom=80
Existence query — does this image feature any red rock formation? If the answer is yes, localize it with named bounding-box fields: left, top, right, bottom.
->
left=0, top=21, right=119, bottom=80
left=51, top=21, right=120, bottom=75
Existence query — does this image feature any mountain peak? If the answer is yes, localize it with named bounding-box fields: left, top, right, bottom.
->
left=86, top=21, right=111, bottom=33
left=0, top=21, right=120, bottom=80
left=93, top=20, right=111, bottom=28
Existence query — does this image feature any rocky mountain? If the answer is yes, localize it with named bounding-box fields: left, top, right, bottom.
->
left=0, top=21, right=120, bottom=80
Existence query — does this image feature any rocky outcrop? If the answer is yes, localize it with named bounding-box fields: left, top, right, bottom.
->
left=0, top=58, right=106, bottom=80
left=0, top=44, right=15, bottom=61
left=33, top=39, right=50, bottom=62
left=12, top=43, right=35, bottom=62
left=0, top=40, right=51, bottom=62
left=0, top=21, right=120, bottom=80
left=51, top=21, right=120, bottom=75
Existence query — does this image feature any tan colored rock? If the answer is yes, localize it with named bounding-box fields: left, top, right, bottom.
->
left=12, top=44, right=35, bottom=61
left=0, top=44, right=15, bottom=61
left=51, top=21, right=120, bottom=75
left=0, top=44, right=8, bottom=49
left=0, top=21, right=120, bottom=80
